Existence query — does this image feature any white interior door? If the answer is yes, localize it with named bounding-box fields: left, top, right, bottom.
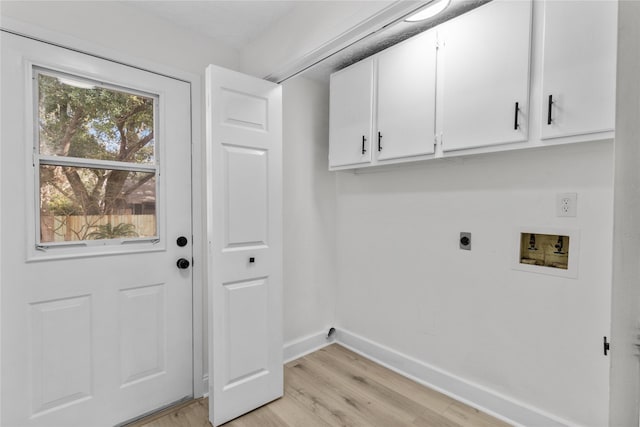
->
left=206, top=65, right=283, bottom=426
left=1, top=32, right=193, bottom=426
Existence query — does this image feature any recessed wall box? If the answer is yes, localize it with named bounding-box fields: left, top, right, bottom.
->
left=512, top=227, right=579, bottom=278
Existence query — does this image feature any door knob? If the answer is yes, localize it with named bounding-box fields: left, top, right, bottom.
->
left=176, top=258, right=190, bottom=269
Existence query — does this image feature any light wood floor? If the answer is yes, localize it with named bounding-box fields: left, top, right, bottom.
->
left=131, top=344, right=511, bottom=427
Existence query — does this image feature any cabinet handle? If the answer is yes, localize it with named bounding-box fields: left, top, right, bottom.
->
left=514, top=102, right=520, bottom=130
left=547, top=94, right=554, bottom=125
left=362, top=135, right=367, bottom=155
left=378, top=132, right=383, bottom=151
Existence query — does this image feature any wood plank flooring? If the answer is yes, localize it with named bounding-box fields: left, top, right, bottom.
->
left=131, top=344, right=512, bottom=427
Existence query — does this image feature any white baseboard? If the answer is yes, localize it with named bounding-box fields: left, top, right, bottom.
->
left=283, top=330, right=334, bottom=363
left=335, top=329, right=576, bottom=427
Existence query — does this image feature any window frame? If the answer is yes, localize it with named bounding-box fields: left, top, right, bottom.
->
left=30, top=66, right=164, bottom=257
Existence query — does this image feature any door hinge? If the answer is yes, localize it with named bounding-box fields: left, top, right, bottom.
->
left=603, top=336, right=610, bottom=356
left=434, top=133, right=443, bottom=156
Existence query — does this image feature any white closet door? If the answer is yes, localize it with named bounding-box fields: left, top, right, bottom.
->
left=206, top=65, right=283, bottom=427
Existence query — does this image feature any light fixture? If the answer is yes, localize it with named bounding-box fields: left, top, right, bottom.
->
left=405, top=0, right=451, bottom=22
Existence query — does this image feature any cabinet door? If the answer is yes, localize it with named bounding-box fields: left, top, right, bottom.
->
left=540, top=1, right=617, bottom=140
left=439, top=0, right=532, bottom=152
left=377, top=29, right=437, bottom=161
left=329, top=58, right=373, bottom=168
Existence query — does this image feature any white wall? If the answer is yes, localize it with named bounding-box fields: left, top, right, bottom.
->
left=334, top=142, right=614, bottom=426
left=0, top=1, right=239, bottom=76
left=609, top=1, right=640, bottom=425
left=282, top=76, right=337, bottom=345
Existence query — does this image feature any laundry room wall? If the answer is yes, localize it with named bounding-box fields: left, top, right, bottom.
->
left=333, top=141, right=614, bottom=426
left=281, top=75, right=337, bottom=351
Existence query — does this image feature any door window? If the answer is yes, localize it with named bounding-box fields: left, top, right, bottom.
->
left=35, top=68, right=159, bottom=246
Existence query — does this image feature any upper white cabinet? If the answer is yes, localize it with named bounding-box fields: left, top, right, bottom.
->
left=328, top=0, right=618, bottom=170
left=540, top=0, right=617, bottom=140
left=377, top=30, right=437, bottom=161
left=329, top=58, right=374, bottom=168
left=438, top=0, right=532, bottom=152
left=329, top=30, right=437, bottom=169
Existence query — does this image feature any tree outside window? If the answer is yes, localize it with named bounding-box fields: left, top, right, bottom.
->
left=37, top=71, right=158, bottom=243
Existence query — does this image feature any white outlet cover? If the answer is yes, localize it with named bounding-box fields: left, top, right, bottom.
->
left=557, top=193, right=577, bottom=217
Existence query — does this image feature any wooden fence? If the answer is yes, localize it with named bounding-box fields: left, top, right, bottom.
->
left=40, top=214, right=156, bottom=242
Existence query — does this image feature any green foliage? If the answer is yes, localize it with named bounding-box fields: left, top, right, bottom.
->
left=38, top=73, right=154, bottom=163
left=47, top=193, right=81, bottom=216
left=38, top=72, right=156, bottom=218
left=86, top=223, right=139, bottom=240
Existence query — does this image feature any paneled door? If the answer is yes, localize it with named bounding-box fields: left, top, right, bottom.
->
left=1, top=33, right=193, bottom=426
left=206, top=65, right=283, bottom=426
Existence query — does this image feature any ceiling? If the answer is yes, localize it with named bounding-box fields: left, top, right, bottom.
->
left=121, top=1, right=297, bottom=50
left=298, top=0, right=489, bottom=82
left=120, top=0, right=488, bottom=82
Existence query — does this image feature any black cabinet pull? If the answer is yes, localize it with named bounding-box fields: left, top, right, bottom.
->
left=547, top=94, right=553, bottom=125
left=362, top=135, right=367, bottom=155
left=378, top=132, right=383, bottom=151
left=514, top=102, right=520, bottom=130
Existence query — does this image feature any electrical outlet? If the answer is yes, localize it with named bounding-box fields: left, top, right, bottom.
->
left=459, top=232, right=471, bottom=250
left=557, top=193, right=577, bottom=217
